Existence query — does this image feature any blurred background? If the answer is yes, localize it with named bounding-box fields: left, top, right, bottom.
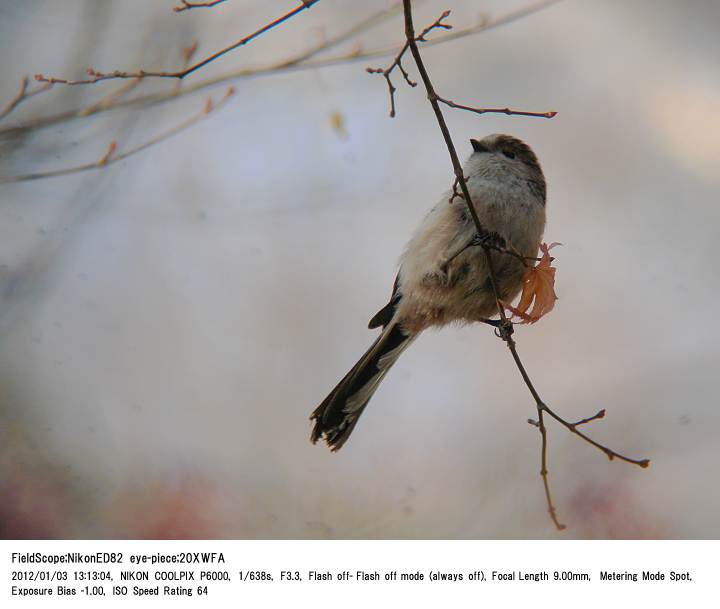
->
left=0, top=0, right=718, bottom=539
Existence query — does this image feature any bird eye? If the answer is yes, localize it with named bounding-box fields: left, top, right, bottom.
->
left=502, top=150, right=516, bottom=159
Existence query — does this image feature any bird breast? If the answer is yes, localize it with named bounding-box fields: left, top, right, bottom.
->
left=396, top=175, right=545, bottom=331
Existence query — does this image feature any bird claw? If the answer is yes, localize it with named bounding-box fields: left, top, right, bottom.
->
left=471, top=230, right=506, bottom=250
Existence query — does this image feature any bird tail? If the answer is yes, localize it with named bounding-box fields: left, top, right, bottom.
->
left=310, top=321, right=416, bottom=451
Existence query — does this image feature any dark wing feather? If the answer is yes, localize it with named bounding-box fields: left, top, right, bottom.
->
left=368, top=272, right=402, bottom=329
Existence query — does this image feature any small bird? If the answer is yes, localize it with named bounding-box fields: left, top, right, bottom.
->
left=310, top=134, right=547, bottom=450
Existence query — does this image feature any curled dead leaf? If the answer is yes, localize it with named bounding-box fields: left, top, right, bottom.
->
left=503, top=242, right=560, bottom=324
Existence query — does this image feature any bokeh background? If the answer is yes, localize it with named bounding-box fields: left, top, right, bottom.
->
left=0, top=0, right=718, bottom=539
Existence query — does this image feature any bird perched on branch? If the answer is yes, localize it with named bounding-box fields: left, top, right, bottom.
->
left=310, top=134, right=546, bottom=450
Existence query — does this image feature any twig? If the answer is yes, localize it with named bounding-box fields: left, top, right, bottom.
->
left=181, top=40, right=199, bottom=66
left=400, top=0, right=648, bottom=530
left=366, top=10, right=451, bottom=117
left=0, top=0, right=560, bottom=140
left=417, top=0, right=563, bottom=52
left=439, top=226, right=541, bottom=274
left=507, top=330, right=647, bottom=453
left=78, top=77, right=142, bottom=117
left=543, top=404, right=648, bottom=466
left=448, top=176, right=464, bottom=203
left=368, top=8, right=554, bottom=120
left=0, top=4, right=406, bottom=185
left=174, top=0, right=229, bottom=12
left=368, top=11, right=556, bottom=119
left=438, top=96, right=556, bottom=119
left=174, top=41, right=200, bottom=93
left=97, top=140, right=118, bottom=166
left=537, top=407, right=565, bottom=529
left=0, top=76, right=53, bottom=122
left=0, top=87, right=235, bottom=184
left=572, top=409, right=605, bottom=427
left=34, top=1, right=321, bottom=85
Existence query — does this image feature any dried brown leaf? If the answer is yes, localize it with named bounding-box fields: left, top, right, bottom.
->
left=503, top=242, right=560, bottom=324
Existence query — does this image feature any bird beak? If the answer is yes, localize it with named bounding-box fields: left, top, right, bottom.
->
left=471, top=139, right=490, bottom=153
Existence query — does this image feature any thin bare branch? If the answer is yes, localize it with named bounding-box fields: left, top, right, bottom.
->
left=400, top=0, right=647, bottom=530
left=501, top=323, right=650, bottom=524
left=448, top=175, right=465, bottom=203
left=367, top=8, right=555, bottom=120
left=78, top=77, right=142, bottom=117
left=573, top=409, right=606, bottom=427
left=419, top=0, right=564, bottom=51
left=174, top=41, right=200, bottom=93
left=0, top=4, right=407, bottom=187
left=538, top=408, right=566, bottom=530
left=439, top=225, right=541, bottom=274
left=35, top=1, right=321, bottom=85
left=438, top=96, right=556, bottom=119
left=0, top=76, right=53, bottom=122
left=543, top=404, right=649, bottom=467
left=0, top=87, right=235, bottom=184
left=181, top=40, right=199, bottom=67
left=97, top=140, right=118, bottom=166
left=366, top=10, right=451, bottom=117
left=0, top=0, right=559, bottom=140
left=174, top=0, right=229, bottom=13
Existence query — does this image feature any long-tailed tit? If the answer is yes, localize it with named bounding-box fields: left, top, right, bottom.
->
left=311, top=134, right=547, bottom=450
